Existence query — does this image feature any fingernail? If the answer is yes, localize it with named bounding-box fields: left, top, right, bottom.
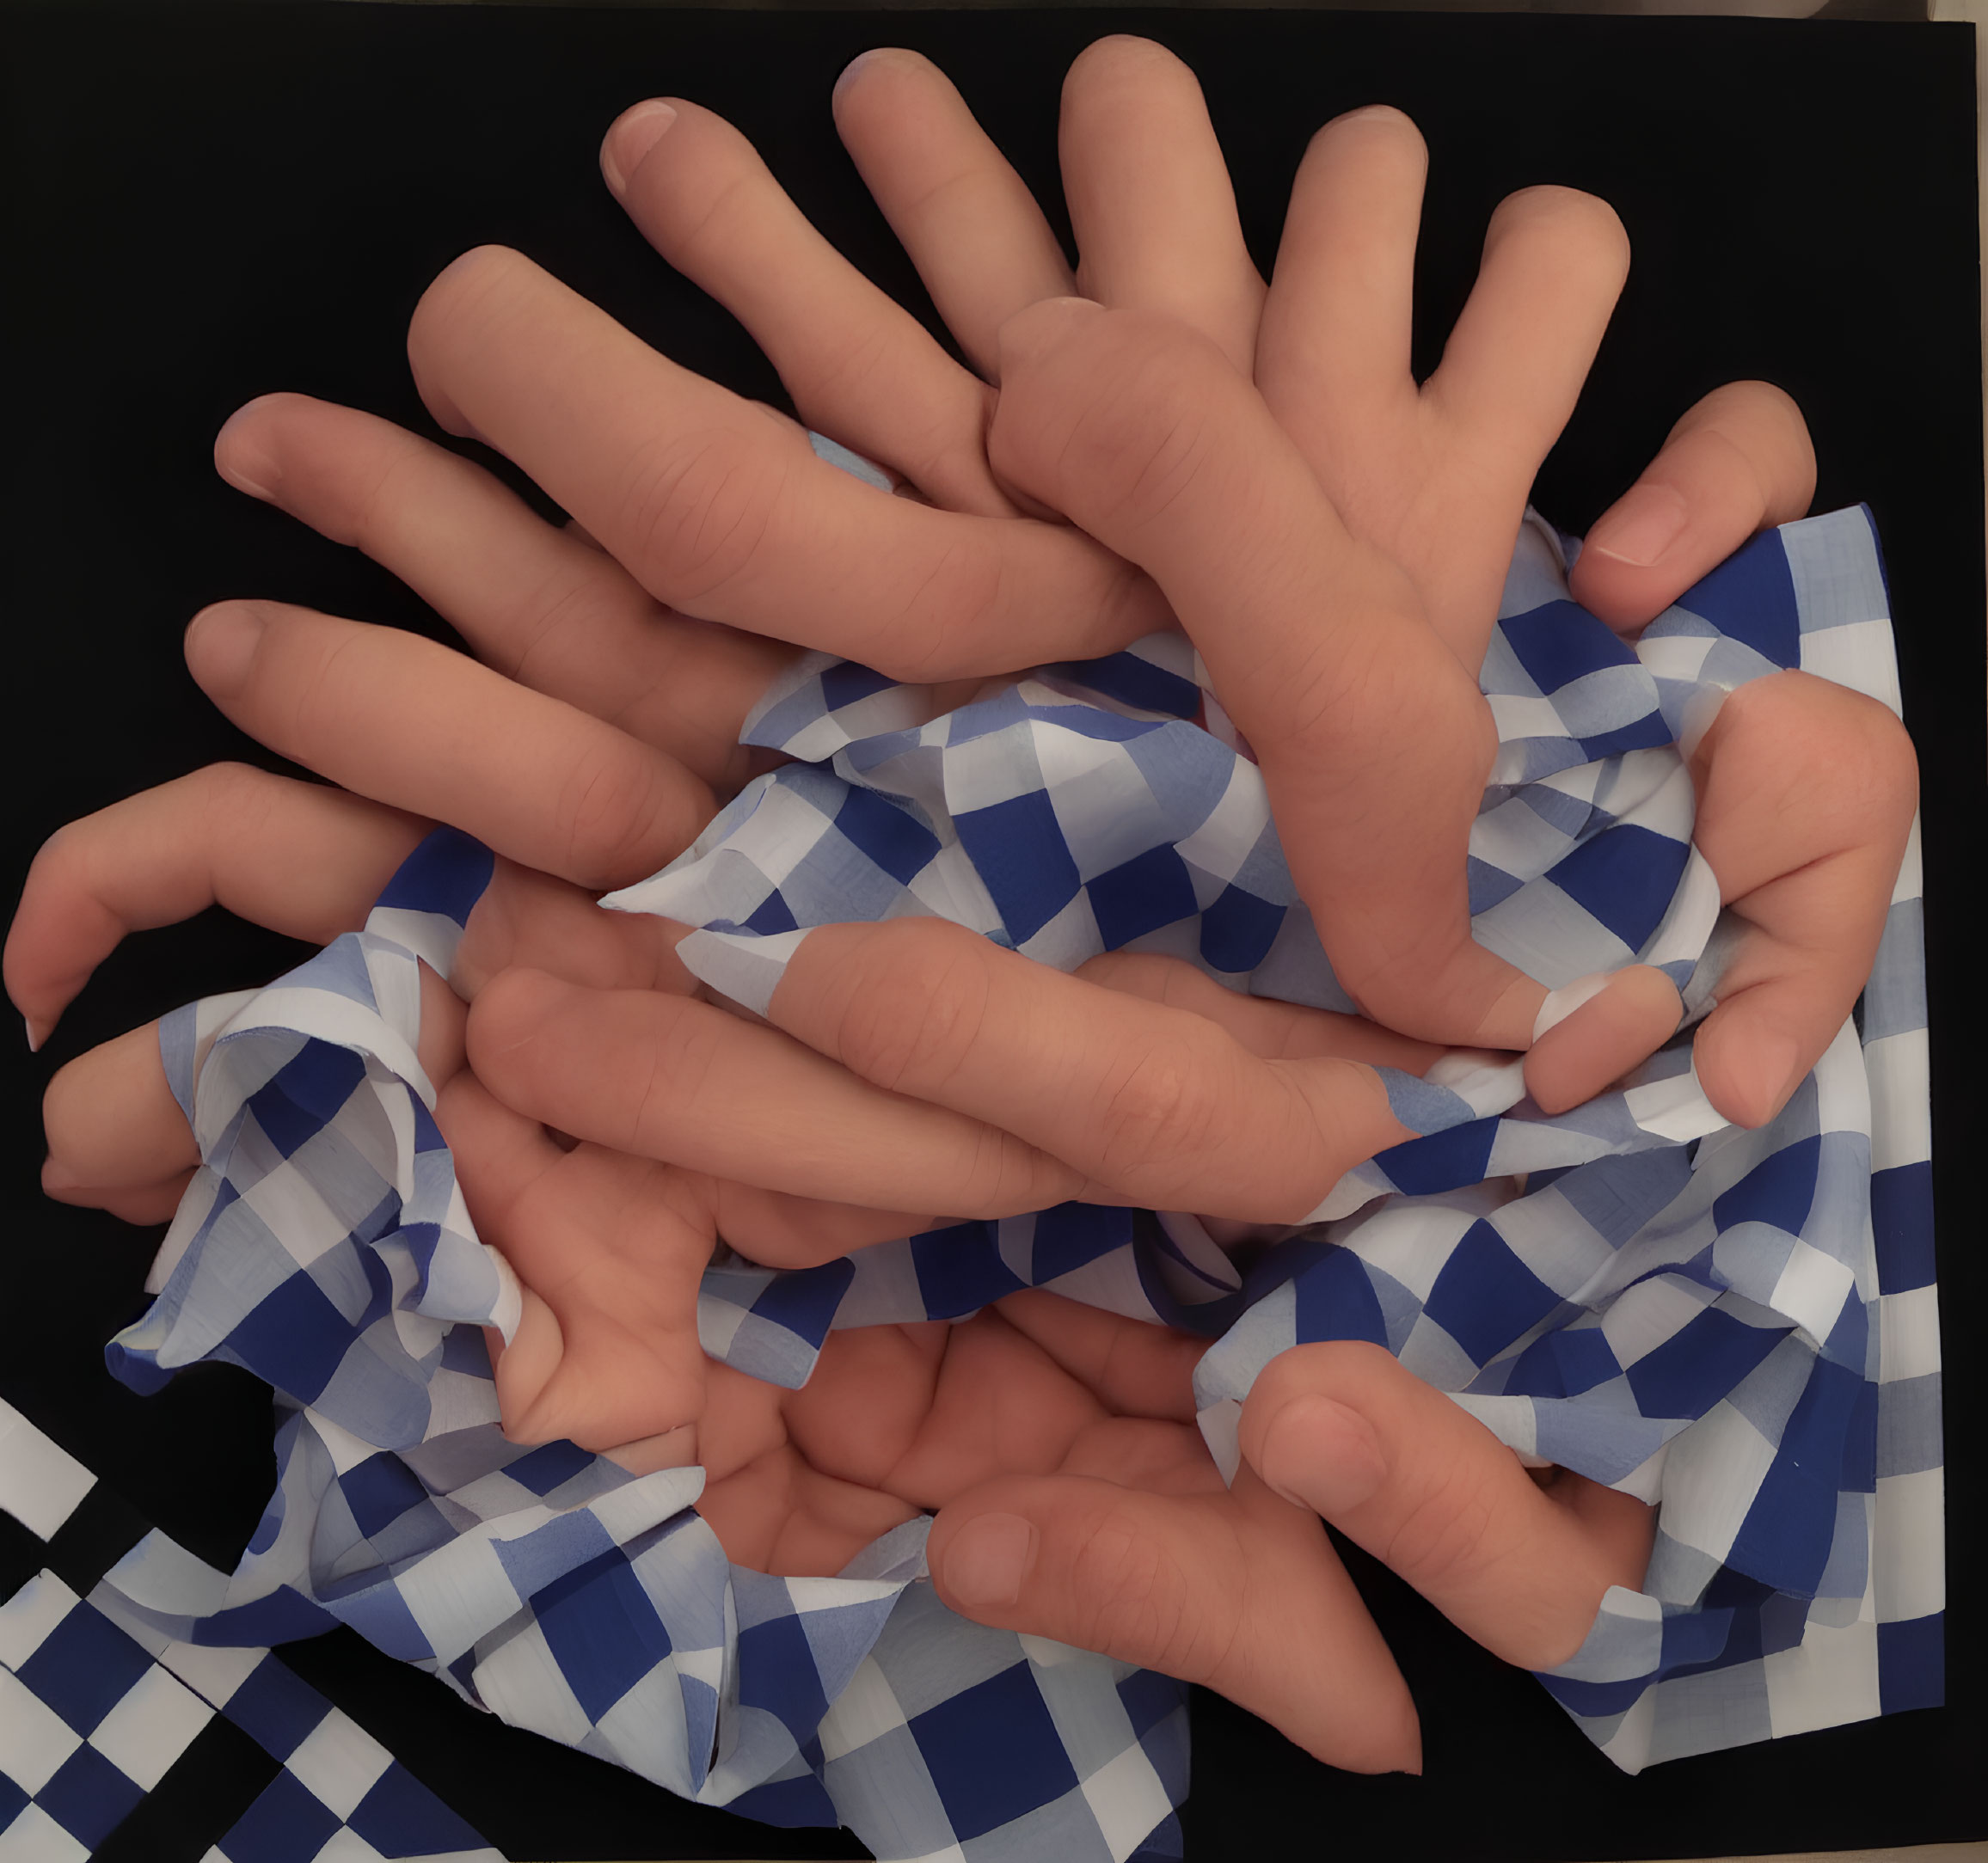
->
left=833, top=47, right=897, bottom=101
left=600, top=100, right=678, bottom=198
left=41, top=1156, right=80, bottom=1193
left=1532, top=970, right=1614, bottom=1042
left=213, top=399, right=285, bottom=502
left=184, top=604, right=267, bottom=698
left=1723, top=1029, right=1802, bottom=1128
left=997, top=296, right=1104, bottom=373
left=25, top=1016, right=44, bottom=1055
left=1584, top=481, right=1690, bottom=567
left=942, top=1511, right=1038, bottom=1609
left=1260, top=1395, right=1388, bottom=1518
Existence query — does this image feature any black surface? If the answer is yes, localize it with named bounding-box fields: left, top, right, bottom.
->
left=3, top=4, right=1982, bottom=1856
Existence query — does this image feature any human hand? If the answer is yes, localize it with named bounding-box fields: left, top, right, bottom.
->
left=821, top=40, right=1916, bottom=1130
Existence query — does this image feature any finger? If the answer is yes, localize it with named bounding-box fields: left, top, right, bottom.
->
left=993, top=1289, right=1204, bottom=1422
left=1058, top=37, right=1264, bottom=373
left=1239, top=1340, right=1656, bottom=1670
left=439, top=1069, right=709, bottom=1451
left=991, top=297, right=1543, bottom=1049
left=42, top=1164, right=194, bottom=1228
left=43, top=1022, right=195, bottom=1191
left=928, top=1465, right=1421, bottom=1773
left=601, top=98, right=1015, bottom=516
left=1687, top=671, right=1917, bottom=1127
left=1075, top=950, right=1443, bottom=1070
left=708, top=1181, right=937, bottom=1269
left=1258, top=106, right=1426, bottom=437
left=831, top=48, right=1076, bottom=381
left=5, top=765, right=426, bottom=1050
left=1424, top=186, right=1629, bottom=477
left=1522, top=964, right=1684, bottom=1118
left=464, top=966, right=1089, bottom=1216
left=1569, top=382, right=1819, bottom=634
left=182, top=601, right=714, bottom=891
left=214, top=393, right=789, bottom=790
left=406, top=246, right=1169, bottom=678
left=815, top=1309, right=1111, bottom=1512
left=771, top=918, right=1410, bottom=1221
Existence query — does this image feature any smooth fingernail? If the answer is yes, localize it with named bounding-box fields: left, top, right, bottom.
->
left=943, top=1512, right=1037, bottom=1609
left=1584, top=481, right=1690, bottom=567
left=1532, top=970, right=1613, bottom=1042
left=184, top=604, right=267, bottom=698
left=24, top=1016, right=45, bottom=1055
left=600, top=100, right=678, bottom=198
left=1261, top=1395, right=1389, bottom=1518
left=213, top=400, right=284, bottom=502
left=41, top=1156, right=80, bottom=1193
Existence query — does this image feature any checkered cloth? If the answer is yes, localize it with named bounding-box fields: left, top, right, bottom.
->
left=605, top=505, right=1942, bottom=1769
left=100, top=835, right=1187, bottom=1863
left=60, top=507, right=1937, bottom=1857
left=1, top=1396, right=500, bottom=1861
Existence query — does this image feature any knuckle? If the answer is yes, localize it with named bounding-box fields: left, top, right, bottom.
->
left=552, top=738, right=675, bottom=886
left=1066, top=1509, right=1212, bottom=1678
left=1093, top=1044, right=1222, bottom=1191
left=1376, top=1462, right=1500, bottom=1593
left=616, top=426, right=787, bottom=609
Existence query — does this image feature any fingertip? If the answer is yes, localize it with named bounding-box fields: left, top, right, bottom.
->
left=463, top=965, right=572, bottom=1069
left=213, top=395, right=291, bottom=502
left=1253, top=1394, right=1389, bottom=1519
left=1524, top=965, right=1682, bottom=1116
left=936, top=1510, right=1040, bottom=1610
left=184, top=601, right=270, bottom=699
left=1580, top=479, right=1690, bottom=573
left=599, top=98, right=680, bottom=199
left=1697, top=1020, right=1804, bottom=1130
left=832, top=44, right=926, bottom=106
left=994, top=293, right=1108, bottom=377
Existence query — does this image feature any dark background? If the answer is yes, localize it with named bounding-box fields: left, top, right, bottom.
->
left=3, top=3, right=1983, bottom=1856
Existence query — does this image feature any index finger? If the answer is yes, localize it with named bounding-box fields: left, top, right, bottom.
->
left=407, top=246, right=1169, bottom=682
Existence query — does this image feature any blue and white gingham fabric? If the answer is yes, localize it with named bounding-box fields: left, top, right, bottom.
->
left=0, top=1395, right=501, bottom=1860
left=113, top=833, right=1188, bottom=1863
left=104, top=506, right=1937, bottom=1854
left=604, top=504, right=1942, bottom=1768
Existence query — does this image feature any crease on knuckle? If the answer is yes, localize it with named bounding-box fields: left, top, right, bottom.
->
left=1068, top=1510, right=1210, bottom=1679
left=555, top=738, right=670, bottom=886
left=629, top=1001, right=721, bottom=1154
left=617, top=427, right=786, bottom=610
left=830, top=923, right=991, bottom=1094
left=1094, top=1042, right=1221, bottom=1197
left=1374, top=1463, right=1500, bottom=1596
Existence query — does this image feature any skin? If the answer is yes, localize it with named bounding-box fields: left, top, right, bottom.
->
left=7, top=39, right=1916, bottom=1774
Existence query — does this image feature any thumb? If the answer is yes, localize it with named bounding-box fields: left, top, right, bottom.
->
left=1239, top=1341, right=1656, bottom=1671
left=1569, top=380, right=1815, bottom=635
left=928, top=1468, right=1421, bottom=1773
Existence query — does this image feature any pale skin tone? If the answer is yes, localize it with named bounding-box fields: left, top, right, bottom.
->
left=8, top=40, right=1916, bottom=1775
